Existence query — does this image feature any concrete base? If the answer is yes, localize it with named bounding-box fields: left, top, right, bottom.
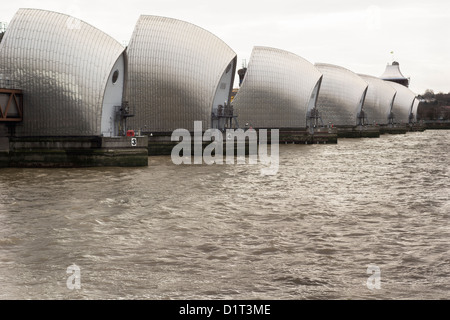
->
left=147, top=128, right=338, bottom=155
left=337, top=126, right=380, bottom=138
left=379, top=125, right=409, bottom=135
left=0, top=137, right=9, bottom=151
left=148, top=134, right=258, bottom=156
left=147, top=134, right=181, bottom=156
left=0, top=136, right=148, bottom=168
left=280, top=128, right=338, bottom=144
left=0, top=152, right=8, bottom=167
left=409, top=124, right=426, bottom=132
left=0, top=137, right=10, bottom=168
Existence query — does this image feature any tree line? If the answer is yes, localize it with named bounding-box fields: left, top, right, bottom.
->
left=417, top=90, right=450, bottom=121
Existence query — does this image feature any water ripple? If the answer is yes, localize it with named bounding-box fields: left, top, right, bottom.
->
left=0, top=130, right=449, bottom=299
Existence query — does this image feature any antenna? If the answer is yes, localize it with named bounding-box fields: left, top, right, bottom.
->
left=390, top=51, right=395, bottom=63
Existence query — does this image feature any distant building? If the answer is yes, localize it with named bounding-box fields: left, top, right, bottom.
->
left=435, top=106, right=450, bottom=120
left=380, top=61, right=409, bottom=87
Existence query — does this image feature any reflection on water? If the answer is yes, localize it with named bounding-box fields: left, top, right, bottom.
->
left=0, top=130, right=449, bottom=299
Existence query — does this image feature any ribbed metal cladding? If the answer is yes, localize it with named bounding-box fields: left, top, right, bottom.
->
left=358, top=74, right=397, bottom=125
left=0, top=8, right=125, bottom=136
left=411, top=98, right=420, bottom=123
left=233, top=46, right=322, bottom=129
left=126, top=15, right=237, bottom=133
left=386, top=81, right=416, bottom=124
left=315, top=63, right=368, bottom=126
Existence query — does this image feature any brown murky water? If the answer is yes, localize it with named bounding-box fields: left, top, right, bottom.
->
left=1, top=130, right=449, bottom=299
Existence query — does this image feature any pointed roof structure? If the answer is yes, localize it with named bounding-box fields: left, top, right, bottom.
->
left=380, top=61, right=409, bottom=87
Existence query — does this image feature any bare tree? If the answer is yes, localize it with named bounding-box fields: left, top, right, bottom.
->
left=423, top=89, right=435, bottom=100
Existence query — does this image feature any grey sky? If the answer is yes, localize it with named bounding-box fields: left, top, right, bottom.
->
left=1, top=0, right=449, bottom=94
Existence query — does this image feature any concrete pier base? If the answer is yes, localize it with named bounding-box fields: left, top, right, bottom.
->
left=147, top=128, right=338, bottom=156
left=379, top=125, right=409, bottom=135
left=280, top=127, right=338, bottom=144
left=0, top=136, right=148, bottom=168
left=0, top=137, right=11, bottom=168
left=147, top=133, right=181, bottom=156
left=409, top=124, right=426, bottom=132
left=337, top=126, right=380, bottom=138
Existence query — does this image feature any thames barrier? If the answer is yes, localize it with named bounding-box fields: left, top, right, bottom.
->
left=0, top=8, right=431, bottom=167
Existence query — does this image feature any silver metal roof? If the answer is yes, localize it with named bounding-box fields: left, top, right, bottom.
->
left=233, top=46, right=322, bottom=129
left=126, top=15, right=237, bottom=133
left=315, top=63, right=368, bottom=126
left=411, top=98, right=420, bottom=123
left=0, top=8, right=126, bottom=136
left=386, top=81, right=416, bottom=124
left=358, top=74, right=397, bottom=125
left=380, top=62, right=408, bottom=80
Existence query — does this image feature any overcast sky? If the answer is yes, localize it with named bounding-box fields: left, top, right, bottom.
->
left=1, top=0, right=449, bottom=94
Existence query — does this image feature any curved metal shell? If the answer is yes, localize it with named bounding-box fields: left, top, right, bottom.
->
left=315, top=63, right=368, bottom=126
left=233, top=46, right=323, bottom=129
left=411, top=98, right=420, bottom=123
left=0, top=9, right=126, bottom=136
left=387, top=81, right=416, bottom=124
left=126, top=15, right=237, bottom=133
left=358, top=74, right=397, bottom=125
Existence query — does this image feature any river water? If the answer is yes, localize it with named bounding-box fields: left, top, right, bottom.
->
left=0, top=130, right=449, bottom=300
